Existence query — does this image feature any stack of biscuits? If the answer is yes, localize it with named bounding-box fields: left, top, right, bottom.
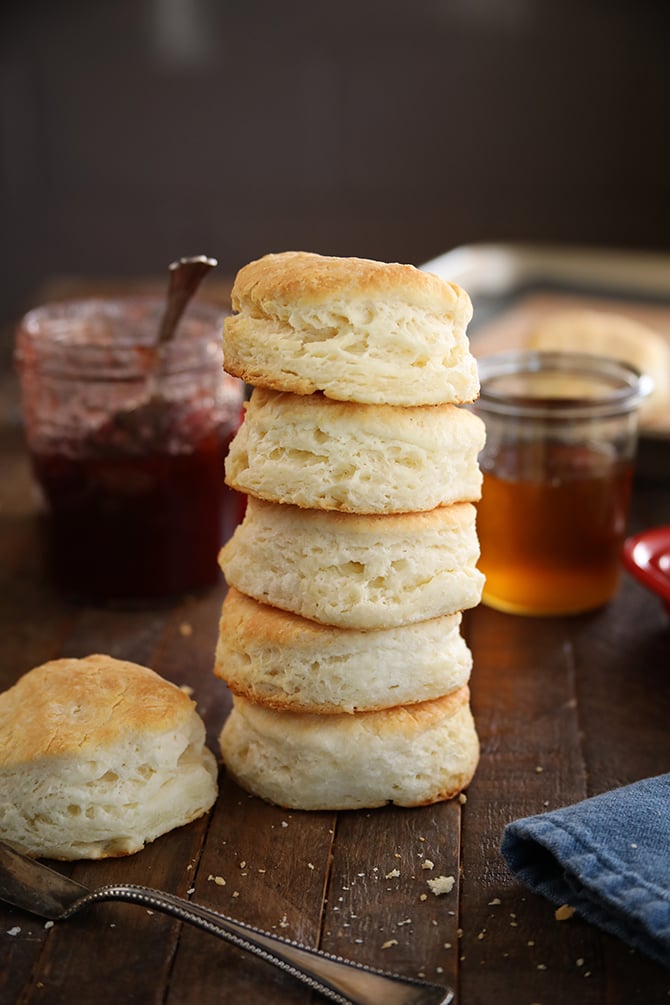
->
left=214, top=251, right=485, bottom=811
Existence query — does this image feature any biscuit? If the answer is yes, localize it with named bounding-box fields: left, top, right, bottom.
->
left=226, top=387, right=485, bottom=512
left=219, top=687, right=479, bottom=809
left=223, top=251, right=479, bottom=405
left=218, top=497, right=484, bottom=629
left=527, top=308, right=670, bottom=426
left=0, top=654, right=218, bottom=859
left=215, top=588, right=472, bottom=713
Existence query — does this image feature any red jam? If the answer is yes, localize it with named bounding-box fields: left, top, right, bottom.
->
left=15, top=296, right=246, bottom=602
left=31, top=429, right=245, bottom=600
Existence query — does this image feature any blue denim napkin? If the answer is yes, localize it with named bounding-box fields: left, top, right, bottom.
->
left=500, top=774, right=670, bottom=969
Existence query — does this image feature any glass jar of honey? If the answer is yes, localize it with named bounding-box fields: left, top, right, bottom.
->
left=472, top=350, right=652, bottom=616
left=15, top=296, right=245, bottom=601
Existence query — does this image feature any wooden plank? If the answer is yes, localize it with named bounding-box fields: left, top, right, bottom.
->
left=460, top=606, right=598, bottom=1005
left=166, top=774, right=336, bottom=1004
left=147, top=582, right=231, bottom=751
left=573, top=576, right=670, bottom=793
left=460, top=540, right=670, bottom=1005
left=321, top=801, right=461, bottom=994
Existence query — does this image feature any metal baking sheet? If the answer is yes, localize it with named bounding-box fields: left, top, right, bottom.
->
left=420, top=243, right=670, bottom=479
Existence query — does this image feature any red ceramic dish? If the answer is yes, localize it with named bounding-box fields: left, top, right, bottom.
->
left=622, top=525, right=670, bottom=615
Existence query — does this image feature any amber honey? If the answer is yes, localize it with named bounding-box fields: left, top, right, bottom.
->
left=477, top=443, right=634, bottom=615
left=472, top=351, right=650, bottom=616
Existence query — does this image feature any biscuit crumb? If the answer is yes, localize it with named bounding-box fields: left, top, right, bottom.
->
left=420, top=893, right=428, bottom=901
left=421, top=859, right=435, bottom=871
left=385, top=868, right=400, bottom=879
left=7, top=927, right=21, bottom=936
left=208, top=874, right=226, bottom=886
left=427, top=875, right=455, bottom=896
left=458, top=793, right=467, bottom=804
left=179, top=622, right=193, bottom=637
left=382, top=939, right=398, bottom=949
left=488, top=897, right=501, bottom=906
left=554, top=904, right=575, bottom=921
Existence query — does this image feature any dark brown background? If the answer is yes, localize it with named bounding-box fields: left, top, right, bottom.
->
left=1, top=0, right=669, bottom=348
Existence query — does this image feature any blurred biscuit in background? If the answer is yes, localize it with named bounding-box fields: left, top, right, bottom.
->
left=527, top=308, right=670, bottom=427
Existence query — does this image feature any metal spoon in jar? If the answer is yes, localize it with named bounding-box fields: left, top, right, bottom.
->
left=111, top=254, right=218, bottom=437
left=155, top=254, right=218, bottom=348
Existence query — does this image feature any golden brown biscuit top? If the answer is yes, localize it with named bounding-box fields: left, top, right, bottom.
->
left=235, top=684, right=470, bottom=734
left=0, top=654, right=195, bottom=767
left=230, top=251, right=471, bottom=317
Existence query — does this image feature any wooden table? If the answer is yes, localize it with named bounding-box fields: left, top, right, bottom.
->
left=1, top=344, right=669, bottom=1005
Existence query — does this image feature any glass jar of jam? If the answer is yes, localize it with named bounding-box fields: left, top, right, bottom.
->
left=471, top=350, right=652, bottom=616
left=15, top=296, right=245, bottom=601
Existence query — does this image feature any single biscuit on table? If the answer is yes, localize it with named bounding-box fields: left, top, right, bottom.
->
left=215, top=588, right=473, bottom=714
left=218, top=496, right=484, bottom=629
left=219, top=686, right=479, bottom=810
left=0, top=654, right=218, bottom=859
left=223, top=251, right=479, bottom=405
left=226, top=387, right=485, bottom=513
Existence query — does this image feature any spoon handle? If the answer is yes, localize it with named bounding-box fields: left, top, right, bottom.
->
left=69, top=883, right=452, bottom=1005
left=156, top=255, right=218, bottom=345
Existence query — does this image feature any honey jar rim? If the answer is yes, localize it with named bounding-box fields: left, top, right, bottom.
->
left=475, top=349, right=653, bottom=419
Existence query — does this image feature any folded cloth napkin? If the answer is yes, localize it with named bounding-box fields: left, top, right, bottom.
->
left=500, top=774, right=670, bottom=970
